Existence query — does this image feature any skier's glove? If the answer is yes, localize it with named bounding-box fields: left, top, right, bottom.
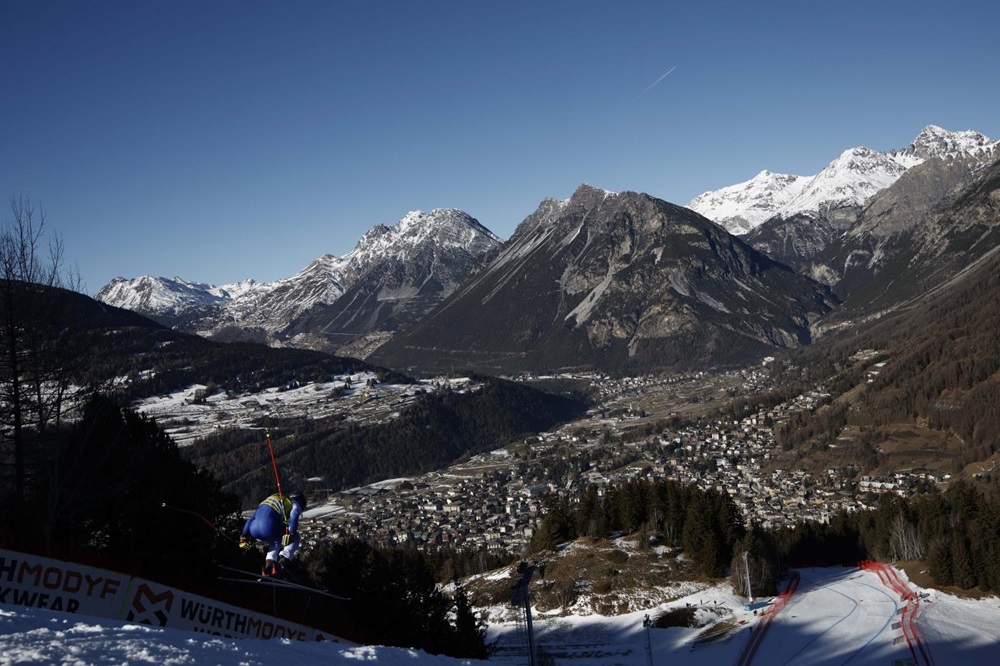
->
left=239, top=537, right=251, bottom=549
left=281, top=532, right=293, bottom=547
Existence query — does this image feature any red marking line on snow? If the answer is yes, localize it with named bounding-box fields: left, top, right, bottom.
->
left=859, top=561, right=933, bottom=666
left=735, top=571, right=800, bottom=666
left=884, top=564, right=933, bottom=666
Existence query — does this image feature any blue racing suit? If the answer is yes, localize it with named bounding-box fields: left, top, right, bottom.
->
left=241, top=493, right=303, bottom=564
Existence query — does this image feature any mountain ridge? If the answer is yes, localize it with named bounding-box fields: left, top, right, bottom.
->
left=371, top=184, right=837, bottom=375
left=96, top=208, right=501, bottom=350
left=95, top=124, right=999, bottom=378
left=687, top=125, right=998, bottom=235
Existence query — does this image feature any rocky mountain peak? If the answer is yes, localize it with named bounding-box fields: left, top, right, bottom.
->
left=902, top=125, right=997, bottom=162
left=95, top=275, right=229, bottom=316
left=688, top=125, right=997, bottom=235
left=96, top=207, right=502, bottom=355
left=350, top=208, right=500, bottom=265
left=210, top=278, right=260, bottom=299
left=568, top=183, right=618, bottom=210
left=356, top=223, right=392, bottom=247
left=372, top=186, right=837, bottom=375
left=829, top=146, right=894, bottom=170
left=686, top=170, right=813, bottom=234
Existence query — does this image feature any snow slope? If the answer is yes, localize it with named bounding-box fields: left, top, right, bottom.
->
left=3, top=566, right=998, bottom=665
left=687, top=125, right=998, bottom=234
left=0, top=605, right=474, bottom=665
left=683, top=170, right=814, bottom=234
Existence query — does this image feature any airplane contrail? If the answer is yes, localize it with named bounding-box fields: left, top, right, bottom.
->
left=639, top=65, right=677, bottom=96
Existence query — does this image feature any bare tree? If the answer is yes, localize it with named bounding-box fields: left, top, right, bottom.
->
left=731, top=551, right=769, bottom=598
left=0, top=194, right=78, bottom=517
left=731, top=534, right=779, bottom=599
left=889, top=509, right=923, bottom=562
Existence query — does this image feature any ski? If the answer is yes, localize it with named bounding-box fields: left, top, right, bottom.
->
left=217, top=574, right=351, bottom=601
left=217, top=565, right=350, bottom=601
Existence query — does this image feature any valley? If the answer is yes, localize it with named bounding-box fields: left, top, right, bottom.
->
left=8, top=5, right=1000, bottom=661
left=136, top=359, right=952, bottom=564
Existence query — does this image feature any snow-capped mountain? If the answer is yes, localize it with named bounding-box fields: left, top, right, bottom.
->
left=684, top=171, right=814, bottom=234
left=350, top=209, right=497, bottom=266
left=95, top=276, right=259, bottom=316
left=281, top=209, right=503, bottom=356
left=778, top=146, right=908, bottom=219
left=96, top=209, right=501, bottom=352
left=889, top=124, right=998, bottom=166
left=372, top=184, right=836, bottom=375
left=688, top=125, right=998, bottom=234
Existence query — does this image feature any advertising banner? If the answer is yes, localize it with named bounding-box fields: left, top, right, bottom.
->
left=0, top=548, right=327, bottom=641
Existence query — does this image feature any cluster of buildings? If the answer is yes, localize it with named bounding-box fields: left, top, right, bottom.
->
left=301, top=363, right=946, bottom=554
left=304, top=468, right=546, bottom=554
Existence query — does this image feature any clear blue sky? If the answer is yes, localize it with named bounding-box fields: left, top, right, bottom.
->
left=4, top=0, right=999, bottom=295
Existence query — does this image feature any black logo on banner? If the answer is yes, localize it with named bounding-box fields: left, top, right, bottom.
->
left=127, top=583, right=174, bottom=626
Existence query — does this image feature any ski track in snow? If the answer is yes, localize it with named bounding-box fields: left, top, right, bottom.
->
left=2, top=566, right=999, bottom=665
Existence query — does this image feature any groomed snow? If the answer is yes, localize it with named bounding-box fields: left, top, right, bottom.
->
left=3, top=566, right=998, bottom=665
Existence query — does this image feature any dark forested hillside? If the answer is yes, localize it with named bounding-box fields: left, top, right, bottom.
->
left=765, top=241, right=1000, bottom=479
left=186, top=376, right=590, bottom=506
left=779, top=481, right=1000, bottom=592
left=529, top=478, right=754, bottom=588
left=19, top=284, right=403, bottom=401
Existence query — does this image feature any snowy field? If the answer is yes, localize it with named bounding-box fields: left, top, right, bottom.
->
left=3, top=566, right=999, bottom=665
left=132, top=375, right=476, bottom=446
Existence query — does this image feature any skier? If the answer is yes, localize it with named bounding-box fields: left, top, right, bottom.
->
left=239, top=491, right=308, bottom=577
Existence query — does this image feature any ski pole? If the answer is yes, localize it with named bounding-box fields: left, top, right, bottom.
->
left=161, top=502, right=220, bottom=532
left=266, top=430, right=285, bottom=501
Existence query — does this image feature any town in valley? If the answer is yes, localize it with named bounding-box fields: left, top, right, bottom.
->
left=137, top=355, right=947, bottom=558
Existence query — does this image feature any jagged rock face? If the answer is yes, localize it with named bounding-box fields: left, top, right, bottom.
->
left=814, top=156, right=1000, bottom=335
left=371, top=185, right=837, bottom=375
left=829, top=155, right=988, bottom=299
left=96, top=209, right=501, bottom=352
left=745, top=209, right=859, bottom=286
left=850, top=156, right=984, bottom=240
left=281, top=210, right=502, bottom=352
left=872, top=157, right=1000, bottom=296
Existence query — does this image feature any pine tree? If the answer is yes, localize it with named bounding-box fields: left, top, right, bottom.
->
left=928, top=538, right=954, bottom=586
left=682, top=491, right=727, bottom=577
left=36, top=394, right=241, bottom=582
left=530, top=496, right=575, bottom=553
left=951, top=532, right=976, bottom=589
left=450, top=584, right=490, bottom=659
left=575, top=485, right=602, bottom=538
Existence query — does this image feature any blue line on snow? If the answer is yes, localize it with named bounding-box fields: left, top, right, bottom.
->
left=780, top=585, right=860, bottom=666
left=840, top=581, right=898, bottom=665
